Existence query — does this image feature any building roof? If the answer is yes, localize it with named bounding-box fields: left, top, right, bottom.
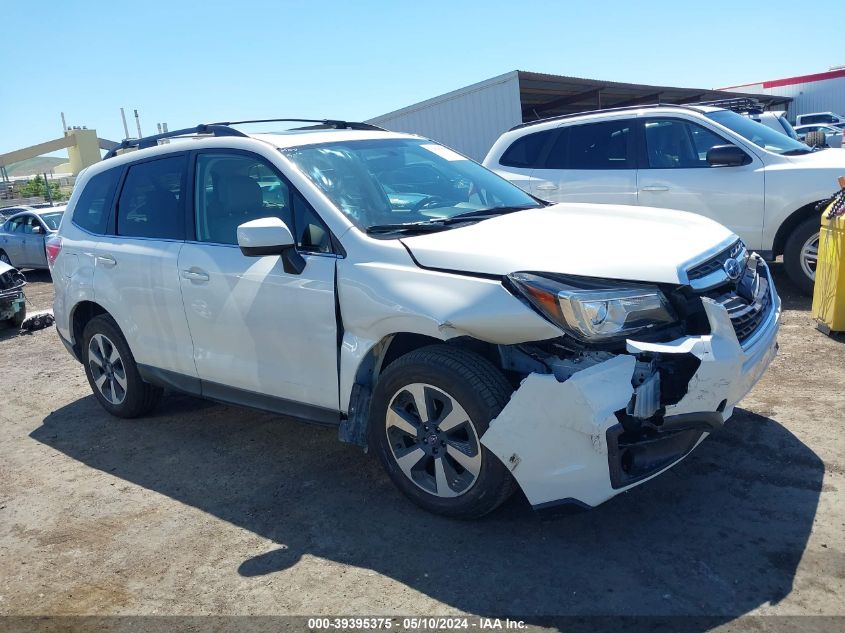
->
left=516, top=70, right=790, bottom=120
left=719, top=67, right=845, bottom=91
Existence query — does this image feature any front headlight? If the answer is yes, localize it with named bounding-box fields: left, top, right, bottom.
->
left=507, top=272, right=677, bottom=342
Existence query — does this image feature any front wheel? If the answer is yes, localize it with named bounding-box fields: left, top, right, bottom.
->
left=369, top=345, right=516, bottom=518
left=784, top=218, right=820, bottom=295
left=82, top=315, right=163, bottom=418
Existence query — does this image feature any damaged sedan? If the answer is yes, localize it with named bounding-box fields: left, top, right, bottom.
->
left=0, top=260, right=26, bottom=328
left=51, top=122, right=779, bottom=518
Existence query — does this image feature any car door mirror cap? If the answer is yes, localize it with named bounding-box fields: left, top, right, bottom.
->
left=237, top=217, right=305, bottom=274
left=706, top=144, right=750, bottom=167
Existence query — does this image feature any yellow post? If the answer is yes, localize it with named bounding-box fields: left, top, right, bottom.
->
left=811, top=177, right=845, bottom=334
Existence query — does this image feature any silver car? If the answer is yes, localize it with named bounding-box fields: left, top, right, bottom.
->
left=794, top=124, right=844, bottom=148
left=0, top=206, right=65, bottom=269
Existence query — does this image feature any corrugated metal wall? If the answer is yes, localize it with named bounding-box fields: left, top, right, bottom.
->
left=722, top=75, right=845, bottom=122
left=366, top=71, right=523, bottom=161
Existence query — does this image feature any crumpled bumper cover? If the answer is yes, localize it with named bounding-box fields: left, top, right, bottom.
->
left=481, top=282, right=781, bottom=510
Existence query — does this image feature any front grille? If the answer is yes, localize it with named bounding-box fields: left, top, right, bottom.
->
left=702, top=264, right=772, bottom=345
left=687, top=240, right=744, bottom=281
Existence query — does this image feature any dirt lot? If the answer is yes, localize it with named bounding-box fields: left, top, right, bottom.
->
left=0, top=265, right=843, bottom=627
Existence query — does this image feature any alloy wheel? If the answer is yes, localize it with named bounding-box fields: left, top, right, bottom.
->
left=385, top=383, right=482, bottom=498
left=800, top=231, right=820, bottom=282
left=88, top=333, right=128, bottom=405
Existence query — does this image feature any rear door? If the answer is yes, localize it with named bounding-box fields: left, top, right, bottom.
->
left=1, top=216, right=28, bottom=266
left=177, top=150, right=339, bottom=415
left=93, top=153, right=198, bottom=380
left=636, top=116, right=765, bottom=249
left=489, top=129, right=556, bottom=195
left=529, top=118, right=638, bottom=205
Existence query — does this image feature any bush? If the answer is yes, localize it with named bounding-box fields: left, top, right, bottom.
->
left=18, top=175, right=66, bottom=201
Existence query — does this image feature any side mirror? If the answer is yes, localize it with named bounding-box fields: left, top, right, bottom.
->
left=237, top=217, right=305, bottom=274
left=31, top=225, right=42, bottom=234
left=706, top=145, right=750, bottom=167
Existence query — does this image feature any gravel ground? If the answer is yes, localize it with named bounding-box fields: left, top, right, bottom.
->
left=0, top=265, right=843, bottom=628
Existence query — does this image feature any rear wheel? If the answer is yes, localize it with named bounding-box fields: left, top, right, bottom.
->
left=0, top=250, right=11, bottom=266
left=82, top=315, right=162, bottom=418
left=370, top=345, right=516, bottom=518
left=784, top=217, right=820, bottom=295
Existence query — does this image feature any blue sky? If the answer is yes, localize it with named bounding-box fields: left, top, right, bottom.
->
left=0, top=0, right=839, bottom=155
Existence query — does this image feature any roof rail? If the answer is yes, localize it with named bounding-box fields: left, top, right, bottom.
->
left=103, top=119, right=385, bottom=159
left=209, top=118, right=385, bottom=131
left=509, top=102, right=703, bottom=131
left=103, top=124, right=247, bottom=159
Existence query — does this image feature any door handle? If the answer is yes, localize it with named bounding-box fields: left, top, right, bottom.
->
left=181, top=269, right=210, bottom=282
left=640, top=186, right=669, bottom=192
left=535, top=183, right=559, bottom=191
left=95, top=254, right=117, bottom=267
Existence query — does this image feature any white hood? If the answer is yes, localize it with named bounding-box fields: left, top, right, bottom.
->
left=785, top=147, right=845, bottom=168
left=0, top=260, right=15, bottom=276
left=400, top=203, right=736, bottom=284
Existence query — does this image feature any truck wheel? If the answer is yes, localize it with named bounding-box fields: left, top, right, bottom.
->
left=369, top=345, right=516, bottom=518
left=784, top=217, right=820, bottom=295
left=82, top=315, right=163, bottom=418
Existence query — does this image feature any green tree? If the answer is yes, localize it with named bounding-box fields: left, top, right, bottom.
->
left=19, top=175, right=65, bottom=201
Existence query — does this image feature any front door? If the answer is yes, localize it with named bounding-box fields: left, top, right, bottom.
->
left=178, top=150, right=339, bottom=416
left=636, top=117, right=765, bottom=249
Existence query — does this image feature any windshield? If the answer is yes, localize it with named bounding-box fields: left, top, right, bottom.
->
left=40, top=212, right=63, bottom=230
left=282, top=138, right=541, bottom=231
left=707, top=110, right=811, bottom=154
left=776, top=116, right=800, bottom=140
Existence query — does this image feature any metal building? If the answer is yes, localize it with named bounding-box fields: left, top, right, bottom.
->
left=366, top=70, right=787, bottom=161
left=720, top=67, right=845, bottom=122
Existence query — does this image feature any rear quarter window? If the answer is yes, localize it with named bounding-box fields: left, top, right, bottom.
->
left=72, top=168, right=121, bottom=234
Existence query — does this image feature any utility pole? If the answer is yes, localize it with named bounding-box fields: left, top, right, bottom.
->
left=43, top=172, right=53, bottom=205
left=120, top=108, right=131, bottom=140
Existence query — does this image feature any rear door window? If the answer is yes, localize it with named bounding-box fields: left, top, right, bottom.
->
left=116, top=156, right=186, bottom=240
left=543, top=120, right=634, bottom=169
left=499, top=130, right=554, bottom=168
left=72, top=168, right=121, bottom=234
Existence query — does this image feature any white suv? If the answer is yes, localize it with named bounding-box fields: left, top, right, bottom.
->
left=51, top=120, right=780, bottom=517
left=484, top=104, right=845, bottom=294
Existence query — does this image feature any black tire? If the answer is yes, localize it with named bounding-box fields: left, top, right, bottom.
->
left=0, top=250, right=11, bottom=267
left=805, top=131, right=827, bottom=149
left=11, top=303, right=26, bottom=329
left=784, top=217, right=820, bottom=295
left=369, top=344, right=516, bottom=519
left=82, top=315, right=163, bottom=418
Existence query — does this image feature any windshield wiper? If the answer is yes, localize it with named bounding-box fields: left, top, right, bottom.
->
left=438, top=205, right=539, bottom=224
left=782, top=148, right=814, bottom=155
left=366, top=222, right=453, bottom=235
left=366, top=205, right=539, bottom=235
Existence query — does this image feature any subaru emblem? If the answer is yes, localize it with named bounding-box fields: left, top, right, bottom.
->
left=724, top=257, right=742, bottom=280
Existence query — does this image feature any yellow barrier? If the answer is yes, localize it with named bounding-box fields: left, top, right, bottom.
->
left=812, top=178, right=845, bottom=335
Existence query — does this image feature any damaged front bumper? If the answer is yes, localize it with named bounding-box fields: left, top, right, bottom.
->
left=481, top=263, right=781, bottom=510
left=0, top=266, right=26, bottom=323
